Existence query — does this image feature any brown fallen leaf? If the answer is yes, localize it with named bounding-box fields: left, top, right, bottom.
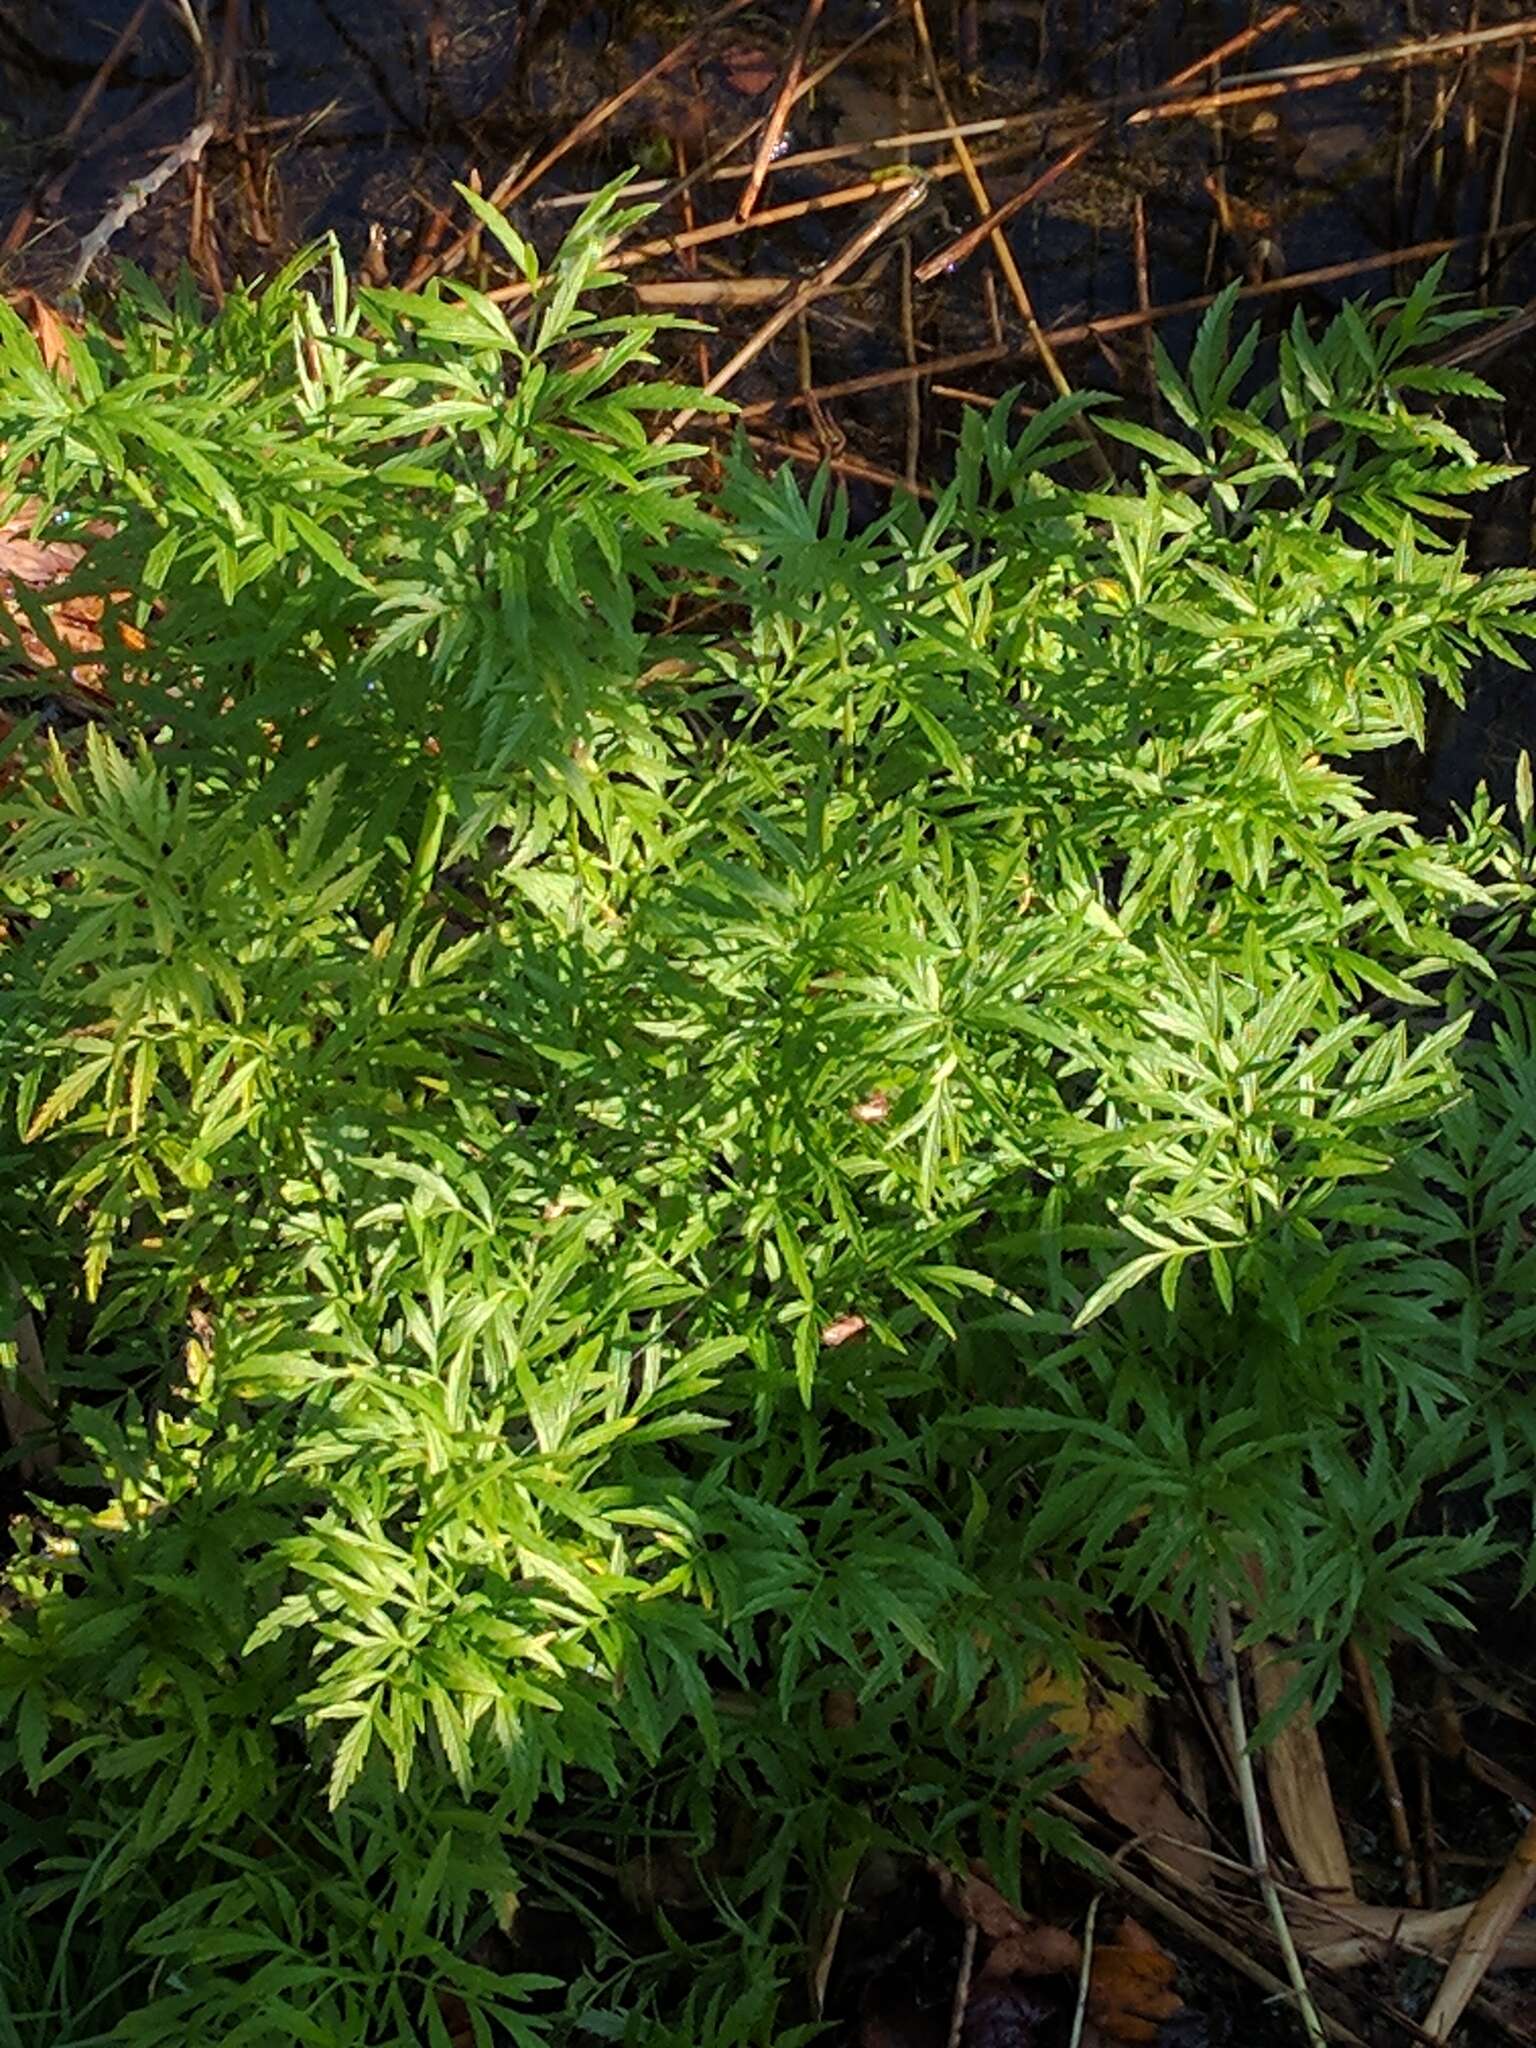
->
left=721, top=43, right=779, bottom=95
left=0, top=499, right=144, bottom=689
left=984, top=1924, right=1083, bottom=1979
left=1087, top=1918, right=1183, bottom=2044
left=1024, top=1674, right=1211, bottom=1887
left=22, top=292, right=76, bottom=377
left=935, top=1862, right=1082, bottom=1979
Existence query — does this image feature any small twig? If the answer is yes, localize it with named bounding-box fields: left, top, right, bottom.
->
left=1418, top=1746, right=1439, bottom=1911
left=746, top=431, right=932, bottom=499
left=662, top=178, right=928, bottom=437
left=906, top=0, right=1079, bottom=408
left=1218, top=1602, right=1328, bottom=2048
left=1132, top=193, right=1161, bottom=424
left=1, top=0, right=158, bottom=257
left=66, top=117, right=219, bottom=293
left=1129, top=17, right=1536, bottom=125
left=938, top=218, right=1536, bottom=363
left=1435, top=297, right=1536, bottom=367
left=916, top=3, right=1299, bottom=282
left=406, top=0, right=757, bottom=286
left=1066, top=1895, right=1101, bottom=2048
left=736, top=342, right=1012, bottom=416
left=900, top=236, right=920, bottom=487
left=739, top=0, right=827, bottom=220
left=1484, top=43, right=1525, bottom=298
left=913, top=136, right=1097, bottom=284
left=491, top=156, right=1006, bottom=305
left=1347, top=1639, right=1421, bottom=1905
left=946, top=1919, right=978, bottom=2048
left=166, top=0, right=206, bottom=54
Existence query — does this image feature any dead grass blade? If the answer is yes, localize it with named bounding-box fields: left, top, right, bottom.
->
left=1217, top=1602, right=1328, bottom=2048
left=1347, top=1638, right=1421, bottom=1906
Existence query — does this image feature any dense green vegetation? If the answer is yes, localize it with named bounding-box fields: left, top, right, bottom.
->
left=2, top=188, right=1535, bottom=2043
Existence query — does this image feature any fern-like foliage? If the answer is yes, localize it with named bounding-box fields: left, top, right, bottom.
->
left=1, top=199, right=1534, bottom=2043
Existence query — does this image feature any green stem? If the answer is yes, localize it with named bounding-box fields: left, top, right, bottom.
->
left=388, top=782, right=452, bottom=974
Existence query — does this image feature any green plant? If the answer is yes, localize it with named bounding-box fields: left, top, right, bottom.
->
left=2, top=198, right=1534, bottom=2042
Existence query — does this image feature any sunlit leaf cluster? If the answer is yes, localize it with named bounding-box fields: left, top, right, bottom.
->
left=2, top=197, right=1534, bottom=2042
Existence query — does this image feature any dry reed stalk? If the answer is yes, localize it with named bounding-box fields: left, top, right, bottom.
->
left=994, top=219, right=1536, bottom=360
left=1129, top=16, right=1536, bottom=125
left=662, top=177, right=928, bottom=436
left=405, top=0, right=758, bottom=287
left=738, top=0, right=827, bottom=220
left=735, top=342, right=1012, bottom=416
left=1347, top=1639, right=1421, bottom=1906
left=916, top=3, right=1300, bottom=282
left=2, top=0, right=158, bottom=257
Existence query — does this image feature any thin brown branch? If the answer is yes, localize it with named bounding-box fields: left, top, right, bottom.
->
left=906, top=0, right=1077, bottom=404
left=663, top=178, right=929, bottom=437
left=736, top=342, right=1011, bottom=417
left=1132, top=193, right=1160, bottom=421
left=913, top=136, right=1095, bottom=284
left=738, top=0, right=827, bottom=221
left=746, top=431, right=931, bottom=498
left=406, top=0, right=757, bottom=287
left=915, top=3, right=1300, bottom=282
left=996, top=219, right=1536, bottom=361
left=1347, top=1640, right=1421, bottom=1906
left=900, top=236, right=920, bottom=487
left=2, top=0, right=157, bottom=258
left=491, top=160, right=993, bottom=305
left=1129, top=17, right=1536, bottom=125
